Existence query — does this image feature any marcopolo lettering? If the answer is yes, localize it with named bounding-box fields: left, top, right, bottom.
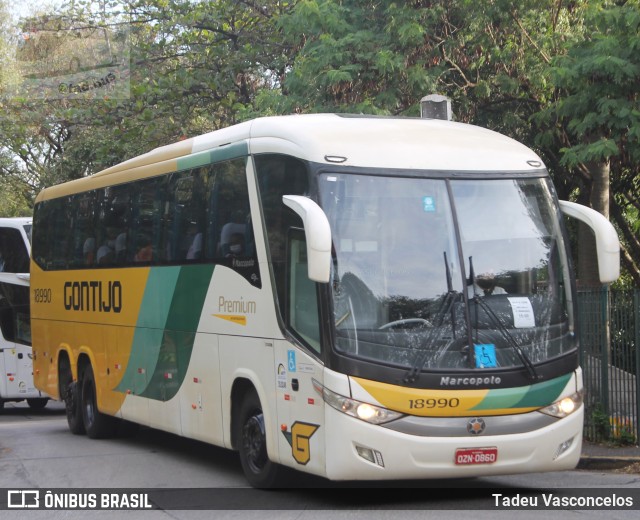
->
left=440, top=375, right=502, bottom=387
left=64, top=281, right=122, bottom=313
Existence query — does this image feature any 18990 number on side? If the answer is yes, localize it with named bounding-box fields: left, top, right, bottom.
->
left=33, top=288, right=52, bottom=303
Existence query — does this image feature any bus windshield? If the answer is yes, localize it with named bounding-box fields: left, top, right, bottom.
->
left=319, top=173, right=576, bottom=373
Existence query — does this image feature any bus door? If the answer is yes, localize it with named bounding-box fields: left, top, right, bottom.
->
left=274, top=340, right=325, bottom=475
left=274, top=228, right=325, bottom=475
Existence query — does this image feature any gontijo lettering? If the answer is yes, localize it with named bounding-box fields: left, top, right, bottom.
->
left=63, top=281, right=122, bottom=313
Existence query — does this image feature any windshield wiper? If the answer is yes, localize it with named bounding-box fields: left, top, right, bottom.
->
left=468, top=257, right=540, bottom=381
left=403, top=252, right=459, bottom=385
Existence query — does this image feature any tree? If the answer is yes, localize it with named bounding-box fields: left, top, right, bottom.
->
left=540, top=2, right=640, bottom=286
left=276, top=0, right=639, bottom=285
left=0, top=0, right=293, bottom=200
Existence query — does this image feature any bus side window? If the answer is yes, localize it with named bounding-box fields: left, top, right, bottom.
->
left=254, top=154, right=312, bottom=338
left=287, top=229, right=321, bottom=353
left=0, top=227, right=30, bottom=273
left=71, top=192, right=97, bottom=269
left=0, top=281, right=30, bottom=345
left=163, top=169, right=207, bottom=263
left=49, top=197, right=74, bottom=269
left=128, top=177, right=165, bottom=264
left=205, top=157, right=261, bottom=287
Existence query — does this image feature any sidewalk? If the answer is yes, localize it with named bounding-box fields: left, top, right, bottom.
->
left=579, top=440, right=640, bottom=471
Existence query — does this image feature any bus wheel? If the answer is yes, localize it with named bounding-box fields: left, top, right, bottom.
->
left=80, top=364, right=117, bottom=439
left=60, top=358, right=85, bottom=435
left=26, top=398, right=48, bottom=410
left=238, top=390, right=283, bottom=488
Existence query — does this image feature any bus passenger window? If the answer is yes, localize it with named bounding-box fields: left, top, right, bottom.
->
left=185, top=226, right=203, bottom=260
left=0, top=228, right=30, bottom=273
left=220, top=210, right=246, bottom=257
left=83, top=238, right=96, bottom=266
left=204, top=157, right=260, bottom=287
left=134, top=233, right=153, bottom=262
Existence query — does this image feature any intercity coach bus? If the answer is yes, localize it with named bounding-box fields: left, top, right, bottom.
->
left=0, top=217, right=50, bottom=410
left=31, top=114, right=619, bottom=487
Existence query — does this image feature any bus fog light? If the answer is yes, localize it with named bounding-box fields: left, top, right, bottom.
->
left=553, top=437, right=574, bottom=460
left=355, top=445, right=385, bottom=467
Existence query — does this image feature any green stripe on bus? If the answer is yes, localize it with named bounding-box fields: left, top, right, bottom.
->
left=470, top=373, right=572, bottom=411
left=176, top=141, right=248, bottom=171
left=511, top=373, right=572, bottom=408
left=114, top=267, right=181, bottom=395
left=140, top=263, right=215, bottom=401
left=470, top=386, right=529, bottom=410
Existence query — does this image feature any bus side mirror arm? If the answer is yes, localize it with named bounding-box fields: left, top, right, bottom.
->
left=558, top=200, right=620, bottom=284
left=282, top=195, right=332, bottom=283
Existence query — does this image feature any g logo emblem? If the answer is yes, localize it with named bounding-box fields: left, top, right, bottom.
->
left=282, top=421, right=320, bottom=465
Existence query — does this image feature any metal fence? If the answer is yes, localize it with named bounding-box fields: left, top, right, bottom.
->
left=578, top=288, right=640, bottom=444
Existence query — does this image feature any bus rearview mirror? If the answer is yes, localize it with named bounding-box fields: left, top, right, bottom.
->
left=559, top=200, right=620, bottom=284
left=282, top=195, right=332, bottom=283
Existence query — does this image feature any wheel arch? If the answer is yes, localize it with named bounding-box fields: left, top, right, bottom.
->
left=230, top=377, right=257, bottom=451
left=229, top=375, right=276, bottom=457
left=54, top=344, right=74, bottom=400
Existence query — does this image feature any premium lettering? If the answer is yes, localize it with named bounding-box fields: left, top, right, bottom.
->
left=218, top=296, right=256, bottom=314
left=63, top=281, right=122, bottom=313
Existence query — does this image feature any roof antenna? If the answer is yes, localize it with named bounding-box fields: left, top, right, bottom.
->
left=420, top=94, right=453, bottom=121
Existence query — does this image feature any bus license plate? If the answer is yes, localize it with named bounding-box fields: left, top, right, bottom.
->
left=455, top=447, right=498, bottom=465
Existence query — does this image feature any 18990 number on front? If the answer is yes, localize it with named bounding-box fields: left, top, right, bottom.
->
left=408, top=397, right=459, bottom=409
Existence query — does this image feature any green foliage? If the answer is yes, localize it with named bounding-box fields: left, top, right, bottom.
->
left=0, top=0, right=293, bottom=196
left=590, top=403, right=611, bottom=440
left=0, top=0, right=637, bottom=286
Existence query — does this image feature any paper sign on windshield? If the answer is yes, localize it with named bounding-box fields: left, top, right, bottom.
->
left=508, top=297, right=535, bottom=328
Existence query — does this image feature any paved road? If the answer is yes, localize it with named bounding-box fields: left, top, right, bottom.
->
left=1, top=400, right=639, bottom=519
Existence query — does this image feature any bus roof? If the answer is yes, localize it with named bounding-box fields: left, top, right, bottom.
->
left=0, top=217, right=32, bottom=227
left=36, top=114, right=546, bottom=202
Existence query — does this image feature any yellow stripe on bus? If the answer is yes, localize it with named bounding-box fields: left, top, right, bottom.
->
left=213, top=314, right=247, bottom=326
left=351, top=376, right=539, bottom=417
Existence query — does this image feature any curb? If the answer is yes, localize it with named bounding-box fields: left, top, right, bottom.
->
left=578, top=456, right=640, bottom=471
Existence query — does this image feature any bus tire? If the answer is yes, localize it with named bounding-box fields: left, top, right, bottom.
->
left=237, top=390, right=283, bottom=488
left=80, top=364, right=117, bottom=439
left=59, top=357, right=85, bottom=435
left=26, top=398, right=48, bottom=410
left=66, top=381, right=85, bottom=434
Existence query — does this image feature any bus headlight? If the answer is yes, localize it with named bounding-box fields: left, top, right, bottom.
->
left=313, top=379, right=404, bottom=425
left=539, top=391, right=583, bottom=418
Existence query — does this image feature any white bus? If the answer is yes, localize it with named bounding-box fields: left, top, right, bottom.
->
left=31, top=114, right=619, bottom=486
left=0, top=217, right=49, bottom=410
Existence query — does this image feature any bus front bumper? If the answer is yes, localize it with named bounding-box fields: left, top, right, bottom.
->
left=323, top=404, right=583, bottom=481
